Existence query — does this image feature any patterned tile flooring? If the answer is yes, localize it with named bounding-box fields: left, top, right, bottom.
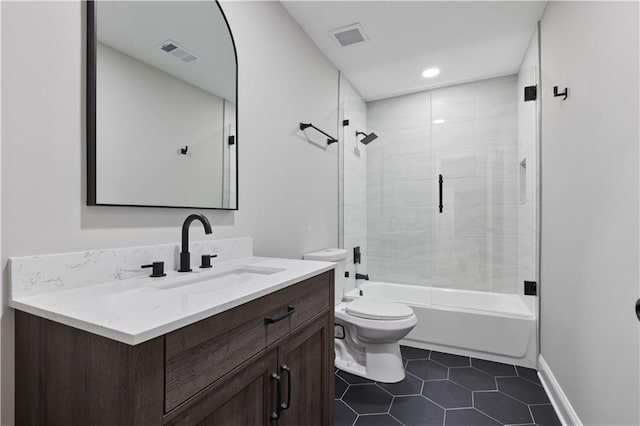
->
left=335, top=346, right=561, bottom=426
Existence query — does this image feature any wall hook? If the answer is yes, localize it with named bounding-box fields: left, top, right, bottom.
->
left=180, top=146, right=188, bottom=155
left=553, top=86, right=568, bottom=100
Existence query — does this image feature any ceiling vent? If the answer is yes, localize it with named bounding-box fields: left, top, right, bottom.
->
left=330, top=23, right=368, bottom=47
left=159, top=40, right=198, bottom=63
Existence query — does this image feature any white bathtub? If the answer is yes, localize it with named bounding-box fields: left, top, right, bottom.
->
left=344, top=282, right=537, bottom=368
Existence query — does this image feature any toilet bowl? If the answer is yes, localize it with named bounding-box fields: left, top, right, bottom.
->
left=303, top=249, right=417, bottom=383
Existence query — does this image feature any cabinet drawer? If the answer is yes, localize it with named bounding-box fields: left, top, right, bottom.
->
left=164, top=270, right=333, bottom=412
left=289, top=271, right=333, bottom=330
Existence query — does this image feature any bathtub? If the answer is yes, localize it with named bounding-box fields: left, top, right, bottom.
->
left=344, top=281, right=537, bottom=368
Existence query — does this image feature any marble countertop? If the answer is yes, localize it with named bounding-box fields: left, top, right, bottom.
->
left=10, top=256, right=335, bottom=345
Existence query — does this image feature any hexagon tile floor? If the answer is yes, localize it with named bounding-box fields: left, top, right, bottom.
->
left=334, top=346, right=561, bottom=426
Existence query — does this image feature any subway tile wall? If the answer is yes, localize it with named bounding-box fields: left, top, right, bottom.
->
left=366, top=76, right=521, bottom=293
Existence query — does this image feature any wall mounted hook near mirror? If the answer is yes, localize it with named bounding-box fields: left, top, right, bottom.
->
left=299, top=122, right=338, bottom=145
left=180, top=146, right=189, bottom=155
left=553, top=86, right=568, bottom=100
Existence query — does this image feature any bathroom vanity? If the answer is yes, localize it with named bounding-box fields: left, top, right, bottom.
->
left=10, top=238, right=335, bottom=425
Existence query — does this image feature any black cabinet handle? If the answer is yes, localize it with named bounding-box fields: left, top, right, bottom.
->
left=264, top=305, right=296, bottom=324
left=438, top=174, right=444, bottom=213
left=636, top=298, right=640, bottom=322
left=280, top=365, right=291, bottom=410
left=270, top=372, right=281, bottom=420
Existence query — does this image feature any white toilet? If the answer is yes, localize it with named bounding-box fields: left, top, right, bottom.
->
left=304, top=248, right=417, bottom=383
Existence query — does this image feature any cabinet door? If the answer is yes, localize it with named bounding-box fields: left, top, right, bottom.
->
left=277, top=312, right=334, bottom=426
left=164, top=349, right=279, bottom=426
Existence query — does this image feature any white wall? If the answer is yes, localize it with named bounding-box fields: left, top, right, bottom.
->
left=539, top=2, right=639, bottom=424
left=1, top=1, right=339, bottom=423
left=97, top=42, right=225, bottom=207
left=339, top=75, right=367, bottom=293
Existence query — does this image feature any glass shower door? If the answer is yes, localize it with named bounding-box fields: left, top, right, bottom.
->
left=430, top=76, right=521, bottom=296
left=366, top=91, right=435, bottom=289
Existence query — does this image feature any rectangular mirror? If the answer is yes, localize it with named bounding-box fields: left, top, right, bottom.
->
left=87, top=1, right=238, bottom=209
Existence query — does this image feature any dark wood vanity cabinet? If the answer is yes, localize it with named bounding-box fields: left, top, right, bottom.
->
left=15, top=270, right=334, bottom=426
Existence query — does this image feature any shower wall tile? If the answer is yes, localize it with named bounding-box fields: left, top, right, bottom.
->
left=381, top=180, right=434, bottom=207
left=372, top=127, right=430, bottom=155
left=439, top=176, right=518, bottom=207
left=431, top=96, right=477, bottom=124
left=367, top=91, right=430, bottom=131
left=431, top=117, right=517, bottom=153
left=449, top=205, right=518, bottom=236
left=475, top=75, right=518, bottom=119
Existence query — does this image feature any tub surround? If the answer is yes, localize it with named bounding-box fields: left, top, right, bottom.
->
left=9, top=237, right=335, bottom=344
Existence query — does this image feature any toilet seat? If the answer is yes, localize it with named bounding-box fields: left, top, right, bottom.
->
left=346, top=298, right=414, bottom=321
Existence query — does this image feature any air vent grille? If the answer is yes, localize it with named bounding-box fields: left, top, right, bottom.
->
left=330, top=23, right=368, bottom=47
left=159, top=40, right=198, bottom=63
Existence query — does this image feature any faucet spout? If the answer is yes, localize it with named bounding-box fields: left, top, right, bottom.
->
left=179, top=214, right=213, bottom=272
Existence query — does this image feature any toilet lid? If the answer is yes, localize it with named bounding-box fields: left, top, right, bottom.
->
left=346, top=298, right=414, bottom=320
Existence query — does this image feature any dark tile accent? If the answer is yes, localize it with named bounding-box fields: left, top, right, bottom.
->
left=516, top=365, right=541, bottom=385
left=497, top=377, right=550, bottom=404
left=430, top=351, right=470, bottom=367
left=336, top=374, right=349, bottom=399
left=354, top=414, right=403, bottom=426
left=338, top=369, right=375, bottom=384
left=406, top=359, right=448, bottom=381
left=472, top=358, right=518, bottom=377
left=343, top=384, right=393, bottom=415
left=449, top=367, right=497, bottom=391
left=474, top=391, right=533, bottom=424
left=335, top=399, right=357, bottom=426
left=400, top=345, right=430, bottom=360
left=422, top=379, right=472, bottom=409
left=390, top=396, right=444, bottom=426
left=530, top=404, right=562, bottom=426
left=378, top=372, right=423, bottom=396
left=444, top=408, right=501, bottom=426
left=336, top=351, right=558, bottom=426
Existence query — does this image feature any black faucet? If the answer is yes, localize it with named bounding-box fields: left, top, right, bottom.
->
left=178, top=214, right=213, bottom=272
left=355, top=273, right=369, bottom=281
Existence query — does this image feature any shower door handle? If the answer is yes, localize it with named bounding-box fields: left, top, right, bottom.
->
left=438, top=174, right=443, bottom=213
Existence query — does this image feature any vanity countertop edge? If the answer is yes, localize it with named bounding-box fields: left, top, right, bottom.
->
left=9, top=256, right=336, bottom=346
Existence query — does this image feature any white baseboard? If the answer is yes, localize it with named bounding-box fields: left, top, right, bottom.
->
left=537, top=354, right=583, bottom=426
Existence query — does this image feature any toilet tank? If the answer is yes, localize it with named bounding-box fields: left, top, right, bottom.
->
left=303, top=248, right=347, bottom=306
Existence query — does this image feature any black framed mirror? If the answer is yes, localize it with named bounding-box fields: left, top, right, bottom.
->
left=87, top=0, right=238, bottom=209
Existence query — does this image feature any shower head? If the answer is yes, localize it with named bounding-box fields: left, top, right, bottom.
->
left=355, top=131, right=378, bottom=145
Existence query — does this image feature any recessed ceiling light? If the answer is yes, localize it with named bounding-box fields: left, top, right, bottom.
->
left=422, top=68, right=440, bottom=78
left=433, top=118, right=445, bottom=124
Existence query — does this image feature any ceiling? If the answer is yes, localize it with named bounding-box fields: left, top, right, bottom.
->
left=282, top=1, right=546, bottom=101
left=97, top=1, right=236, bottom=101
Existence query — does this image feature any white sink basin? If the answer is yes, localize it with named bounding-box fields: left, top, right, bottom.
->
left=154, top=265, right=285, bottom=293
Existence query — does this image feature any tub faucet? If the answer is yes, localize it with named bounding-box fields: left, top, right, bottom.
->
left=178, top=214, right=212, bottom=272
left=355, top=273, right=369, bottom=281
